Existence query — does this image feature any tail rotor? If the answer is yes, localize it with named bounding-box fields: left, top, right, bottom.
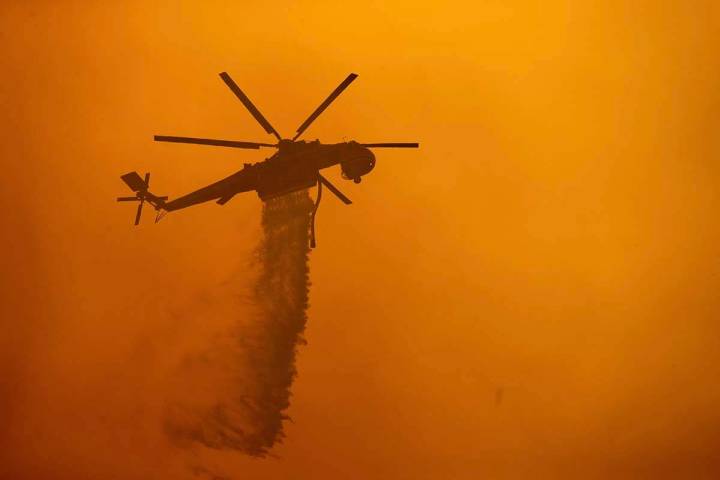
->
left=117, top=172, right=168, bottom=225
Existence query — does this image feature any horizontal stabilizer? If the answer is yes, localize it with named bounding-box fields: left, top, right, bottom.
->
left=121, top=171, right=147, bottom=192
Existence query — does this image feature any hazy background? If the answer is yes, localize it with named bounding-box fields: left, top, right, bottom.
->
left=2, top=1, right=720, bottom=479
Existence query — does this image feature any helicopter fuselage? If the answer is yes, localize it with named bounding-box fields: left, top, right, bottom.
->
left=161, top=140, right=375, bottom=211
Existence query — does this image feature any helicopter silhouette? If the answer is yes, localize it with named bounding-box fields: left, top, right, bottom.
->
left=117, top=72, right=419, bottom=247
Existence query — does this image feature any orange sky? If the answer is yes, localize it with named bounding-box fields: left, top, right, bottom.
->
left=2, top=1, right=720, bottom=479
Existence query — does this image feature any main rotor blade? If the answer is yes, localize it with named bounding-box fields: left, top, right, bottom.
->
left=293, top=73, right=358, bottom=141
left=154, top=135, right=275, bottom=149
left=134, top=199, right=144, bottom=225
left=360, top=143, right=419, bottom=148
left=117, top=196, right=139, bottom=202
left=219, top=72, right=282, bottom=141
left=318, top=174, right=352, bottom=205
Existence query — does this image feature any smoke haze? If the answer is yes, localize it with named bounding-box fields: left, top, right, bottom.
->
left=2, top=1, right=720, bottom=479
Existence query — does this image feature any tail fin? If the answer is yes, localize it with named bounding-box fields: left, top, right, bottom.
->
left=117, top=172, right=168, bottom=225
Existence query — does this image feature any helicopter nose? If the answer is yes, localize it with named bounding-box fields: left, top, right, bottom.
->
left=359, top=147, right=375, bottom=165
left=341, top=147, right=376, bottom=181
left=366, top=148, right=376, bottom=167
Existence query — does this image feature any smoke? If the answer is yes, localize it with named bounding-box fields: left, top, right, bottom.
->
left=165, top=191, right=314, bottom=459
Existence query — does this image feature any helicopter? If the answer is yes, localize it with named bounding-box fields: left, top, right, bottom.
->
left=117, top=72, right=419, bottom=247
